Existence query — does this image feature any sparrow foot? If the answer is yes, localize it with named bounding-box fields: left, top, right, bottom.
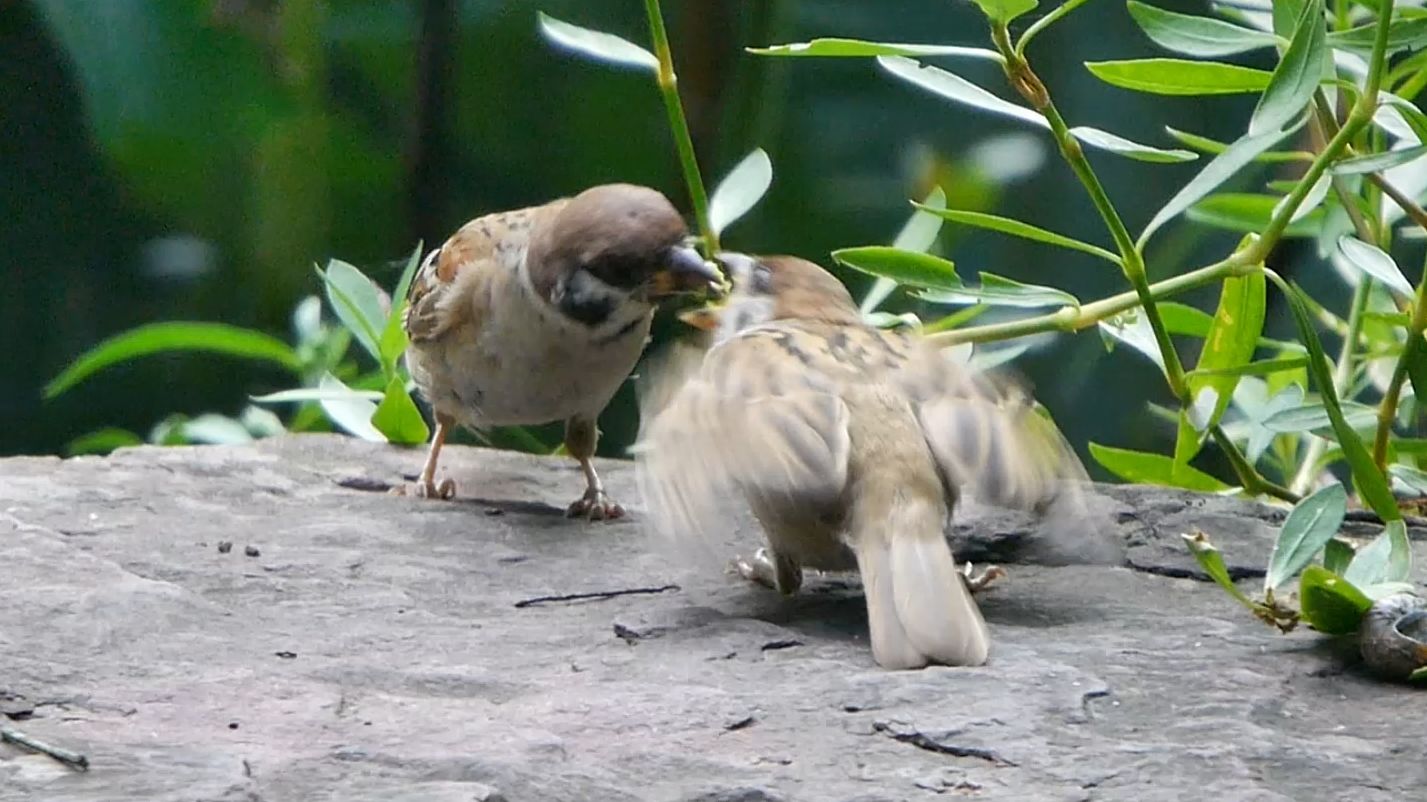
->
left=961, top=563, right=1007, bottom=595
left=389, top=477, right=457, bottom=500
left=566, top=489, right=625, bottom=521
left=730, top=548, right=780, bottom=590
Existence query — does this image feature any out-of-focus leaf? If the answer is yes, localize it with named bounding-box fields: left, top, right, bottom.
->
left=1248, top=0, right=1325, bottom=136
left=1089, top=443, right=1232, bottom=491
left=177, top=414, right=255, bottom=445
left=1065, top=126, right=1198, bottom=163
left=1139, top=122, right=1303, bottom=246
left=831, top=246, right=961, bottom=291
left=1344, top=520, right=1412, bottom=587
left=239, top=405, right=285, bottom=438
left=969, top=0, right=1038, bottom=24
left=45, top=322, right=302, bottom=398
left=1327, top=17, right=1427, bottom=53
left=1298, top=565, right=1371, bottom=634
left=1126, top=1, right=1280, bottom=57
left=65, top=427, right=144, bottom=457
left=378, top=242, right=425, bottom=374
left=318, top=372, right=386, bottom=443
left=913, top=206, right=1121, bottom=264
left=749, top=39, right=1001, bottom=61
left=708, top=148, right=773, bottom=236
left=919, top=273, right=1080, bottom=308
left=1186, top=357, right=1308, bottom=379
left=251, top=388, right=386, bottom=404
left=1085, top=58, right=1273, bottom=95
left=1189, top=271, right=1266, bottom=434
left=1164, top=127, right=1311, bottom=162
left=1390, top=463, right=1427, bottom=496
left=1261, top=401, right=1378, bottom=432
left=1323, top=538, right=1354, bottom=575
left=537, top=13, right=657, bottom=71
left=1270, top=173, right=1332, bottom=225
left=1265, top=483, right=1347, bottom=591
left=968, top=342, right=1032, bottom=371
left=1331, top=145, right=1427, bottom=175
left=371, top=376, right=430, bottom=446
left=1188, top=193, right=1324, bottom=236
left=861, top=188, right=947, bottom=313
left=1337, top=236, right=1415, bottom=298
left=321, top=259, right=387, bottom=363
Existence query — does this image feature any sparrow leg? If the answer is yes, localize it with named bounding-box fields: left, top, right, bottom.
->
left=730, top=547, right=803, bottom=595
left=563, top=416, right=624, bottom=521
left=391, top=413, right=457, bottom=500
left=960, top=562, right=1007, bottom=595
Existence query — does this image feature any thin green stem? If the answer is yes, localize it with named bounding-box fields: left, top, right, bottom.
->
left=643, top=0, right=717, bottom=257
left=1015, top=0, right=1094, bottom=56
left=1371, top=216, right=1427, bottom=470
left=1291, top=279, right=1371, bottom=494
left=1212, top=425, right=1299, bottom=502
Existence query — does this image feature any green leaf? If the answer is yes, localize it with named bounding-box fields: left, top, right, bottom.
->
left=321, top=259, right=387, bottom=363
left=177, top=413, right=255, bottom=445
left=913, top=206, right=1121, bottom=265
left=1188, top=193, right=1324, bottom=237
left=1327, top=17, right=1427, bottom=53
left=1276, top=277, right=1401, bottom=521
left=378, top=242, right=425, bottom=374
left=708, top=148, right=773, bottom=236
left=1390, top=463, right=1427, bottom=496
left=1330, top=144, right=1427, bottom=175
left=1323, top=538, right=1354, bottom=575
left=918, top=272, right=1080, bottom=309
left=44, top=322, right=303, bottom=398
left=1089, top=443, right=1232, bottom=491
left=1181, top=530, right=1259, bottom=609
left=1186, top=357, right=1308, bottom=380
left=1344, top=520, right=1412, bottom=587
left=1265, top=483, right=1347, bottom=591
left=318, top=372, right=386, bottom=443
left=1065, top=126, right=1198, bottom=163
left=1189, top=271, right=1266, bottom=434
left=1379, top=93, right=1427, bottom=144
left=1261, top=401, right=1378, bottom=433
left=537, top=12, right=658, bottom=71
left=65, top=427, right=144, bottom=456
left=969, top=0, right=1038, bottom=24
left=251, top=388, right=387, bottom=404
left=1248, top=0, right=1326, bottom=136
left=1085, top=58, right=1273, bottom=95
left=1126, top=1, right=1281, bottom=57
left=1270, top=172, right=1331, bottom=225
left=860, top=188, right=946, bottom=314
left=1337, top=236, right=1415, bottom=298
left=1270, top=0, right=1307, bottom=38
left=1298, top=565, right=1371, bottom=634
left=831, top=246, right=961, bottom=291
left=1139, top=122, right=1303, bottom=247
left=371, top=376, right=431, bottom=446
left=748, top=38, right=1001, bottom=62
left=1164, top=127, right=1310, bottom=163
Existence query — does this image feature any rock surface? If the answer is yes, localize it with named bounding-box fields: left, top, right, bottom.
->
left=1, top=435, right=1423, bottom=802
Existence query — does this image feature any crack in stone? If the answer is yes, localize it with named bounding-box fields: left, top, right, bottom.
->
left=871, top=721, right=1016, bottom=767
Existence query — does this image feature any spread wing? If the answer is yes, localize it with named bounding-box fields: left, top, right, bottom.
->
left=633, top=329, right=852, bottom=563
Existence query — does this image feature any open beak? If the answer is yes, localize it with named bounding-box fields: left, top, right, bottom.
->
left=649, top=244, right=725, bottom=299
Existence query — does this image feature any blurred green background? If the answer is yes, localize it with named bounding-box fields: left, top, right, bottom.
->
left=2, top=0, right=1294, bottom=469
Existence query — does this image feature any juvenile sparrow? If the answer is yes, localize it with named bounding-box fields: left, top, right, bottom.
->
left=634, top=254, right=1089, bottom=669
left=400, top=183, right=721, bottom=519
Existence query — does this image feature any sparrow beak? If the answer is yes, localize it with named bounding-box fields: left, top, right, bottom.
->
left=677, top=304, right=723, bottom=331
left=649, top=245, right=724, bottom=299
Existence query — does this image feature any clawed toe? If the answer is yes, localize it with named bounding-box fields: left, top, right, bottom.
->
left=390, top=478, right=457, bottom=500
left=961, top=563, right=1007, bottom=594
left=729, top=548, right=778, bottom=590
left=567, top=490, right=624, bottom=521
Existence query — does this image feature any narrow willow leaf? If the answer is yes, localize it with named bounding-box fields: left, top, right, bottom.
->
left=1298, top=565, right=1371, bottom=634
left=969, top=0, right=1038, bottom=23
left=1326, top=17, right=1427, bottom=53
left=831, top=246, right=961, bottom=291
left=378, top=241, right=425, bottom=373
left=371, top=376, right=431, bottom=445
left=1181, top=530, right=1259, bottom=609
left=322, top=259, right=387, bottom=362
left=537, top=13, right=658, bottom=71
left=1323, top=538, right=1354, bottom=575
left=1066, top=126, right=1198, bottom=163
left=319, top=372, right=386, bottom=443
left=178, top=414, right=255, bottom=445
left=1344, top=520, right=1411, bottom=586
left=919, top=272, right=1080, bottom=308
left=1379, top=93, right=1427, bottom=144
left=251, top=388, right=387, bottom=404
left=968, top=342, right=1032, bottom=371
left=878, top=57, right=1045, bottom=128
left=1099, top=313, right=1166, bottom=374
left=1390, top=463, right=1427, bottom=496
left=749, top=39, right=1002, bottom=61
left=1330, top=144, right=1427, bottom=175
left=1270, top=172, right=1331, bottom=225
left=861, top=188, right=946, bottom=314
left=1139, top=123, right=1302, bottom=246
left=1089, top=443, right=1231, bottom=491
left=1085, top=58, right=1273, bottom=95
left=1164, top=126, right=1311, bottom=162
left=1248, top=0, right=1326, bottom=136
left=913, top=205, right=1121, bottom=264
left=1188, top=192, right=1323, bottom=237
left=1337, top=236, right=1414, bottom=298
left=1261, top=401, right=1378, bottom=433
left=1407, top=341, right=1427, bottom=420
left=1126, top=1, right=1280, bottom=57
left=65, top=427, right=144, bottom=456
left=1278, top=278, right=1400, bottom=521
left=44, top=322, right=303, bottom=398
left=708, top=148, right=773, bottom=236
left=1186, top=357, right=1307, bottom=379
left=1190, top=271, right=1266, bottom=435
left=1270, top=0, right=1307, bottom=38
left=1265, top=483, right=1347, bottom=591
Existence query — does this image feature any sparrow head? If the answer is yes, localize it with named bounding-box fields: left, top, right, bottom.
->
left=527, top=184, right=722, bottom=326
left=679, top=252, right=860, bottom=341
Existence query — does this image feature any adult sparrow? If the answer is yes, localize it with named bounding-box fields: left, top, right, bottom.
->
left=400, top=183, right=721, bottom=519
left=634, top=253, right=1090, bottom=669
